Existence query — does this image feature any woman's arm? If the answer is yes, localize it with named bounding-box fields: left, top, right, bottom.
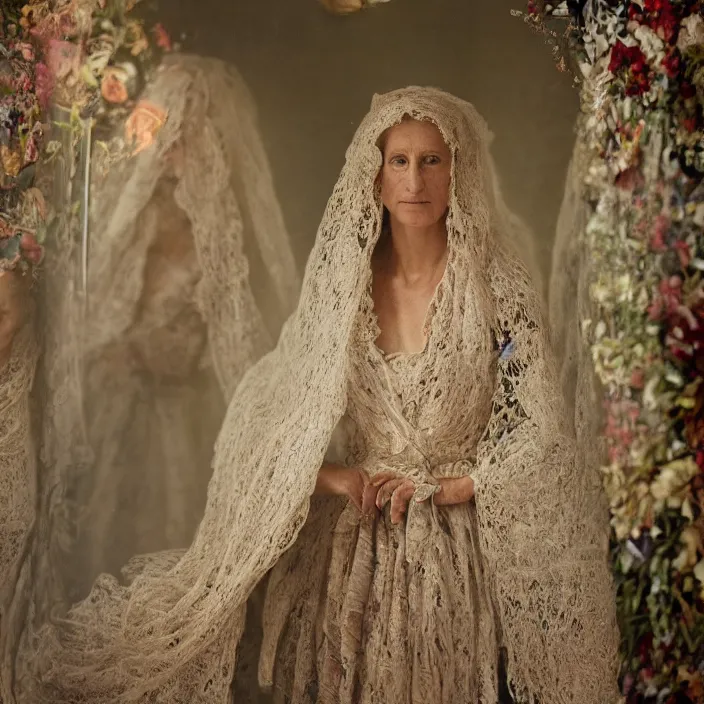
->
left=314, top=463, right=381, bottom=517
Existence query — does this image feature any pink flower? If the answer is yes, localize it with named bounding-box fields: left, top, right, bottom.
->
left=650, top=214, right=669, bottom=251
left=23, top=128, right=41, bottom=165
left=46, top=39, right=82, bottom=81
left=630, top=369, right=645, bottom=389
left=34, top=62, right=53, bottom=109
left=674, top=240, right=691, bottom=268
left=648, top=276, right=683, bottom=320
left=19, top=233, right=43, bottom=265
left=14, top=42, right=35, bottom=61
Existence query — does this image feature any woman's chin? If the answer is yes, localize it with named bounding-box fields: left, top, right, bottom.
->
left=394, top=213, right=443, bottom=230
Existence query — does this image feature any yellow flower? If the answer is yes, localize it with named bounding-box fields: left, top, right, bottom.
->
left=0, top=146, right=22, bottom=178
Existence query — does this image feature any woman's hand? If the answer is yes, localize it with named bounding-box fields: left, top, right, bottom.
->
left=315, top=464, right=379, bottom=517
left=0, top=270, right=30, bottom=369
left=372, top=473, right=475, bottom=525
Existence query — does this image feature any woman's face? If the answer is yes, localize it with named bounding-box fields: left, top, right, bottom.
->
left=379, top=119, right=452, bottom=230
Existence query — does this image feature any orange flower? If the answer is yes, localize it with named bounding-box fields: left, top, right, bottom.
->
left=152, top=23, right=172, bottom=52
left=101, top=66, right=129, bottom=104
left=125, top=100, right=168, bottom=155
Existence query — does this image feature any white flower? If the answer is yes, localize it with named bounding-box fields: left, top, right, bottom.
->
left=650, top=458, right=698, bottom=501
left=677, top=13, right=704, bottom=52
left=633, top=25, right=664, bottom=62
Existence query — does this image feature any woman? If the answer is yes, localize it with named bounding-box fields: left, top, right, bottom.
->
left=13, top=87, right=618, bottom=704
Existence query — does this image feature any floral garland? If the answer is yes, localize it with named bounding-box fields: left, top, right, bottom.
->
left=524, top=1, right=703, bottom=701
left=0, top=0, right=171, bottom=272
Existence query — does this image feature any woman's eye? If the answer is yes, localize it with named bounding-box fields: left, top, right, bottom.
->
left=425, top=155, right=441, bottom=165
left=390, top=156, right=407, bottom=166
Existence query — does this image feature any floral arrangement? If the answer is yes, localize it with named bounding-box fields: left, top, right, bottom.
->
left=526, top=1, right=703, bottom=701
left=0, top=0, right=171, bottom=272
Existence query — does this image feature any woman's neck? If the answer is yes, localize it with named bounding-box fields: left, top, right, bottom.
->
left=384, top=214, right=448, bottom=286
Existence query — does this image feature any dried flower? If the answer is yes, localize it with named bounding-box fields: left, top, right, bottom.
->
left=46, top=39, right=82, bottom=81
left=125, top=100, right=167, bottom=155
left=19, top=232, right=42, bottom=264
left=152, top=23, right=172, bottom=52
left=677, top=14, right=704, bottom=52
left=0, top=145, right=22, bottom=178
left=100, top=64, right=135, bottom=104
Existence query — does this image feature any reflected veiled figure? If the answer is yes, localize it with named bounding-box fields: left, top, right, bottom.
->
left=65, top=52, right=301, bottom=598
left=0, top=53, right=299, bottom=700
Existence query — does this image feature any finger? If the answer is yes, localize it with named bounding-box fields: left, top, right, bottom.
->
left=351, top=469, right=372, bottom=514
left=376, top=478, right=405, bottom=510
left=349, top=492, right=364, bottom=513
left=390, top=482, right=415, bottom=524
left=361, top=480, right=379, bottom=517
left=370, top=471, right=399, bottom=488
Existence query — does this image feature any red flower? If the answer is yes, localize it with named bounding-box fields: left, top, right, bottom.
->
left=658, top=13, right=679, bottom=43
left=644, top=0, right=680, bottom=43
left=609, top=41, right=630, bottom=72
left=609, top=42, right=651, bottom=95
left=681, top=82, right=696, bottom=99
left=683, top=117, right=698, bottom=133
left=616, top=167, right=645, bottom=192
left=662, top=50, right=680, bottom=78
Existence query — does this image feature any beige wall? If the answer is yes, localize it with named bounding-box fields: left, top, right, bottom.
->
left=160, top=0, right=579, bottom=276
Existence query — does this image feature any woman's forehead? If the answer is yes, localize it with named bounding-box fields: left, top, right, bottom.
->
left=379, top=118, right=451, bottom=153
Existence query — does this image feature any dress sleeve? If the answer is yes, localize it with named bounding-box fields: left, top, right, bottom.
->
left=472, top=252, right=621, bottom=704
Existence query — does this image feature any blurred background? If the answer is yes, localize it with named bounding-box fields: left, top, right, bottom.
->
left=157, top=0, right=579, bottom=278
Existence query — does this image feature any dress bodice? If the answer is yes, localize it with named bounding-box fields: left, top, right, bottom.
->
left=344, top=276, right=495, bottom=482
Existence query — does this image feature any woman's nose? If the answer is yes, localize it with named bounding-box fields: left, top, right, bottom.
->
left=406, top=163, right=424, bottom=194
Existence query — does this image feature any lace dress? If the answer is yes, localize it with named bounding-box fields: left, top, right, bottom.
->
left=256, top=279, right=508, bottom=704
